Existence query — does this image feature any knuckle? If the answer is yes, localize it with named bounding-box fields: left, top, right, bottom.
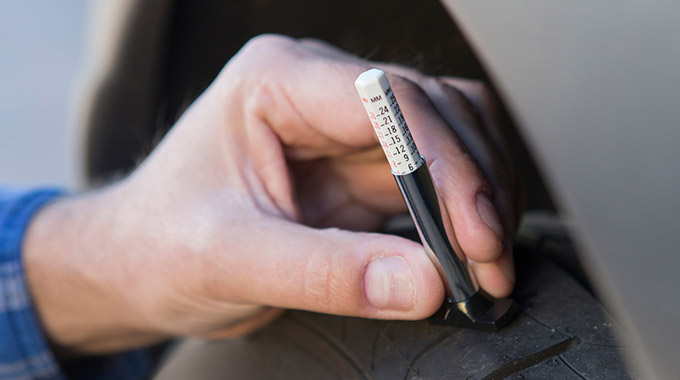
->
left=300, top=232, right=364, bottom=314
left=471, top=80, right=493, bottom=98
left=439, top=79, right=471, bottom=105
left=430, top=153, right=481, bottom=185
left=389, top=75, right=430, bottom=108
left=445, top=78, right=497, bottom=108
left=224, top=34, right=302, bottom=95
left=468, top=81, right=497, bottom=108
left=242, top=78, right=272, bottom=118
left=239, top=34, right=297, bottom=60
left=298, top=37, right=327, bottom=48
left=390, top=75, right=425, bottom=97
left=301, top=250, right=334, bottom=311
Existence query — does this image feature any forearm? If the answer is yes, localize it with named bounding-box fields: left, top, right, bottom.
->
left=23, top=183, right=166, bottom=354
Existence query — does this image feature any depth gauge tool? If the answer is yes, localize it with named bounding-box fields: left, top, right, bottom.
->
left=355, top=68, right=516, bottom=330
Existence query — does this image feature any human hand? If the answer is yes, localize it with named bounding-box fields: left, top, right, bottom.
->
left=24, top=35, right=519, bottom=353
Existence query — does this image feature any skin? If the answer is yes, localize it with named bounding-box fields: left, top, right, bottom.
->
left=22, top=35, right=518, bottom=355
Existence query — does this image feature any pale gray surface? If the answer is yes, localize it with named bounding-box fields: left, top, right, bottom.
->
left=442, top=1, right=680, bottom=379
left=0, top=1, right=87, bottom=187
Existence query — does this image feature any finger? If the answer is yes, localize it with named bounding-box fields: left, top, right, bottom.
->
left=468, top=247, right=515, bottom=298
left=438, top=77, right=507, bottom=161
left=439, top=77, right=523, bottom=230
left=383, top=76, right=506, bottom=264
left=208, top=218, right=445, bottom=320
left=403, top=80, right=515, bottom=291
left=380, top=68, right=513, bottom=217
left=376, top=69, right=516, bottom=273
left=411, top=79, right=517, bottom=254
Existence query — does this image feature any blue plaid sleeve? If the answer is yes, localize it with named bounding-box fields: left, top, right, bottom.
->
left=0, top=189, right=158, bottom=380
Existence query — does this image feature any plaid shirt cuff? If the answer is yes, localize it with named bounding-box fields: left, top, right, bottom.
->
left=1, top=188, right=65, bottom=379
left=0, top=189, right=156, bottom=380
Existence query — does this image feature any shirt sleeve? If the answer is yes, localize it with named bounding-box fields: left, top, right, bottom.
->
left=0, top=188, right=158, bottom=380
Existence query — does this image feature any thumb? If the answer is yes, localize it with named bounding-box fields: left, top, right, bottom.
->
left=216, top=218, right=445, bottom=320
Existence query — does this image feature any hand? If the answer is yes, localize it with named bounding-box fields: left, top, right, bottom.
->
left=24, top=35, right=519, bottom=354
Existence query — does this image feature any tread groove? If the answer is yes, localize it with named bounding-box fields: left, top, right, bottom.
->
left=286, top=315, right=371, bottom=379
left=402, top=331, right=452, bottom=380
left=559, top=355, right=588, bottom=379
left=519, top=308, right=557, bottom=332
left=370, top=324, right=392, bottom=371
left=482, top=337, right=577, bottom=380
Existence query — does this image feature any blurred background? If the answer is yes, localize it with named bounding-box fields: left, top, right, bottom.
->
left=0, top=1, right=87, bottom=187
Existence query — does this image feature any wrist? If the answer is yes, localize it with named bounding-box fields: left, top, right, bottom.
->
left=23, top=183, right=167, bottom=354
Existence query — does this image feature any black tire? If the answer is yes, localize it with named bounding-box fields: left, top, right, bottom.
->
left=154, top=216, right=639, bottom=380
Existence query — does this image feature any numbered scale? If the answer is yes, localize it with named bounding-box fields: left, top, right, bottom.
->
left=355, top=69, right=422, bottom=175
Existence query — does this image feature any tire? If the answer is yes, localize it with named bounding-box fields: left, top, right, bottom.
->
left=154, top=214, right=640, bottom=380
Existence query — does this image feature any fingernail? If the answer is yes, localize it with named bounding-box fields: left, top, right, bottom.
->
left=476, top=193, right=503, bottom=241
left=364, top=257, right=415, bottom=311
